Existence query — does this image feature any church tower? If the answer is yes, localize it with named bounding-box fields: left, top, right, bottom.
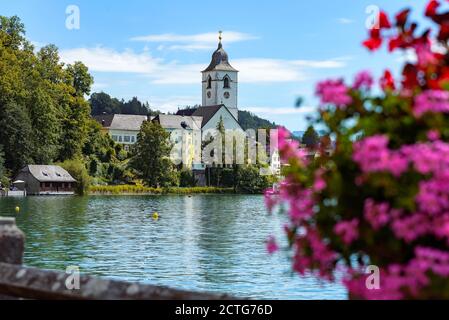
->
left=202, top=31, right=239, bottom=120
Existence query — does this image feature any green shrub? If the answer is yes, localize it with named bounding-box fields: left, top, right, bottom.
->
left=88, top=185, right=234, bottom=195
left=58, top=159, right=91, bottom=195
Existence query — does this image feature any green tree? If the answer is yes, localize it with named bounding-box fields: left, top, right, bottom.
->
left=0, top=102, right=34, bottom=172
left=238, top=110, right=276, bottom=131
left=302, top=125, right=320, bottom=148
left=235, top=165, right=272, bottom=194
left=66, top=61, right=94, bottom=96
left=0, top=15, right=25, bottom=49
left=130, top=121, right=177, bottom=187
left=89, top=92, right=122, bottom=115
left=0, top=16, right=95, bottom=174
left=0, top=145, right=5, bottom=179
left=180, top=169, right=197, bottom=187
left=58, top=159, right=91, bottom=195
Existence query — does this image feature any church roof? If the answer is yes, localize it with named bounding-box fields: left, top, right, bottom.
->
left=179, top=105, right=240, bottom=128
left=154, top=115, right=203, bottom=131
left=94, top=114, right=149, bottom=131
left=202, top=42, right=238, bottom=73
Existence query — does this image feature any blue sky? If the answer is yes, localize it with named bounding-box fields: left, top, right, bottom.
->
left=1, top=0, right=431, bottom=130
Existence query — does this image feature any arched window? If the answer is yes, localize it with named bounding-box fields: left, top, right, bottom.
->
left=223, top=75, right=230, bottom=88
left=207, top=76, right=212, bottom=89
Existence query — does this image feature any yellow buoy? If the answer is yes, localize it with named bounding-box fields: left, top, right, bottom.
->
left=152, top=212, right=159, bottom=220
left=15, top=206, right=20, bottom=213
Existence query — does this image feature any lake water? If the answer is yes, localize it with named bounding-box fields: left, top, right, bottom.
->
left=0, top=195, right=346, bottom=299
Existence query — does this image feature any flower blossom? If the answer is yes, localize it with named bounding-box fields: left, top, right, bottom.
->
left=316, top=79, right=352, bottom=107
left=413, top=90, right=449, bottom=118
left=313, top=169, right=326, bottom=192
left=334, top=219, right=359, bottom=244
left=266, top=236, right=279, bottom=255
left=352, top=135, right=408, bottom=177
left=380, top=70, right=396, bottom=91
left=344, top=246, right=449, bottom=300
left=414, top=42, right=438, bottom=68
left=353, top=71, right=374, bottom=90
left=277, top=127, right=307, bottom=164
left=364, top=199, right=393, bottom=230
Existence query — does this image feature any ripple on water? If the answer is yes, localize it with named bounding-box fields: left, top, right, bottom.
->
left=0, top=195, right=346, bottom=299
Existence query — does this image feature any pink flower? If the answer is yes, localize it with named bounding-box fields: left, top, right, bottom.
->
left=353, top=71, right=374, bottom=90
left=264, top=189, right=278, bottom=213
left=416, top=174, right=449, bottom=215
left=266, top=236, right=279, bottom=254
left=316, top=79, right=352, bottom=108
left=413, top=90, right=449, bottom=118
left=313, top=169, right=326, bottom=192
left=427, top=130, right=440, bottom=141
left=353, top=135, right=408, bottom=177
left=392, top=212, right=430, bottom=242
left=414, top=42, right=437, bottom=68
left=364, top=199, right=392, bottom=230
left=277, top=127, right=307, bottom=164
left=334, top=219, right=359, bottom=244
left=294, top=229, right=337, bottom=280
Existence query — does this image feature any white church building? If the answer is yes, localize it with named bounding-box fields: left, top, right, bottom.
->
left=177, top=32, right=242, bottom=133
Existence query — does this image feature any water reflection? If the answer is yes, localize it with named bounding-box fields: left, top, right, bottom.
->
left=0, top=195, right=346, bottom=299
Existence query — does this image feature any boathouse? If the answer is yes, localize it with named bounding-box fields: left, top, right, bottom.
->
left=14, top=165, right=77, bottom=195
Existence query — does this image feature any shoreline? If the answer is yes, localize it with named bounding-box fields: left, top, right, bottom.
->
left=88, top=185, right=240, bottom=196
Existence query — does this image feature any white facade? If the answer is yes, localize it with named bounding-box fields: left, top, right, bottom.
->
left=201, top=36, right=239, bottom=121
left=94, top=114, right=148, bottom=151
left=202, top=70, right=238, bottom=120
left=109, top=129, right=138, bottom=147
left=270, top=150, right=281, bottom=176
left=201, top=106, right=242, bottom=132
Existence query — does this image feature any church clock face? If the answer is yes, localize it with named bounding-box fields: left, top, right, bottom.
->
left=223, top=92, right=230, bottom=99
left=207, top=91, right=211, bottom=98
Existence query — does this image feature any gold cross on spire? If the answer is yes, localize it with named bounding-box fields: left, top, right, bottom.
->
left=219, top=30, right=223, bottom=43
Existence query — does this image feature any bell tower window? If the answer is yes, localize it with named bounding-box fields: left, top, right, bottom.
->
left=207, top=76, right=212, bottom=89
left=223, top=75, right=230, bottom=89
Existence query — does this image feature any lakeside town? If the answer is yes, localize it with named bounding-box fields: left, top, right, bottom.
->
left=4, top=0, right=449, bottom=305
left=0, top=20, right=330, bottom=197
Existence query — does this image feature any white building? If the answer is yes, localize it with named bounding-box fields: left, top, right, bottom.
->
left=177, top=33, right=243, bottom=136
left=201, top=33, right=239, bottom=121
left=152, top=114, right=203, bottom=170
left=94, top=114, right=149, bottom=151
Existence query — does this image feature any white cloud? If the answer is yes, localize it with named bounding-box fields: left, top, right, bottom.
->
left=60, top=47, right=348, bottom=85
left=148, top=96, right=200, bottom=113
left=131, top=31, right=258, bottom=52
left=91, top=82, right=109, bottom=90
left=131, top=31, right=258, bottom=44
left=60, top=47, right=161, bottom=73
left=155, top=58, right=348, bottom=84
left=337, top=18, right=354, bottom=24
left=245, top=106, right=316, bottom=115
left=166, top=44, right=216, bottom=51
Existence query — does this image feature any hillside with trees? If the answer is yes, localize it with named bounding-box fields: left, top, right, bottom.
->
left=238, top=110, right=277, bottom=130
left=90, top=92, right=278, bottom=130
left=89, top=92, right=161, bottom=116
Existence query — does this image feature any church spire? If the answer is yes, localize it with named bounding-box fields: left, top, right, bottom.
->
left=202, top=31, right=237, bottom=73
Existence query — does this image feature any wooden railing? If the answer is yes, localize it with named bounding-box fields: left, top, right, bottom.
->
left=0, top=217, right=237, bottom=300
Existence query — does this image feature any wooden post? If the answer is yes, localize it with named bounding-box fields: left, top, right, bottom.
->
left=0, top=217, right=25, bottom=265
